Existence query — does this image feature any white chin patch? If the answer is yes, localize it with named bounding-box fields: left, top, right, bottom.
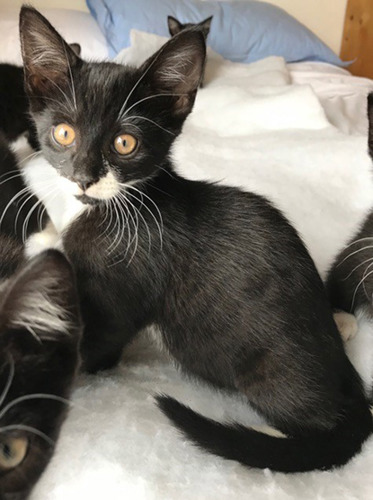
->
left=86, top=172, right=120, bottom=200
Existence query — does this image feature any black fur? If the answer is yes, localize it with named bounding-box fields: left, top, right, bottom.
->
left=20, top=7, right=373, bottom=473
left=327, top=93, right=373, bottom=314
left=0, top=64, right=39, bottom=150
left=0, top=136, right=82, bottom=498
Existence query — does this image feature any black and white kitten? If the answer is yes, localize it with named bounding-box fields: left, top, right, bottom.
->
left=328, top=93, right=373, bottom=317
left=0, top=44, right=80, bottom=150
left=0, top=134, right=82, bottom=499
left=20, top=7, right=372, bottom=473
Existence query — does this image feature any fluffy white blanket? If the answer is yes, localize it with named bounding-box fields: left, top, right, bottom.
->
left=23, top=48, right=373, bottom=499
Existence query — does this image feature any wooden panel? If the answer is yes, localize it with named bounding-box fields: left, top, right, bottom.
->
left=341, top=0, right=373, bottom=78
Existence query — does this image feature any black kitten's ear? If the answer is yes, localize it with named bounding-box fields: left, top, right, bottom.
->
left=199, top=16, right=213, bottom=37
left=0, top=250, right=81, bottom=342
left=140, top=29, right=206, bottom=116
left=19, top=6, right=80, bottom=98
left=168, top=16, right=183, bottom=36
left=368, top=93, right=373, bottom=160
left=69, top=43, right=81, bottom=56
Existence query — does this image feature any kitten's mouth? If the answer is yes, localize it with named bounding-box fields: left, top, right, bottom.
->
left=75, top=194, right=102, bottom=206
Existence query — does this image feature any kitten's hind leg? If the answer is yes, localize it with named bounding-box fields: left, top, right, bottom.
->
left=80, top=333, right=125, bottom=373
left=333, top=310, right=358, bottom=342
left=234, top=347, right=339, bottom=434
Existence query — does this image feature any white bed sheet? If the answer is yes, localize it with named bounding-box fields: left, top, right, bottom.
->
left=0, top=7, right=109, bottom=64
left=289, top=61, right=373, bottom=135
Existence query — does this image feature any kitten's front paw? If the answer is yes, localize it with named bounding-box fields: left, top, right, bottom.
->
left=333, top=311, right=358, bottom=342
left=25, top=221, right=63, bottom=258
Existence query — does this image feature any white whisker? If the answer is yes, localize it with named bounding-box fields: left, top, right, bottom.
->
left=39, top=74, right=75, bottom=114
left=121, top=115, right=175, bottom=136
left=344, top=237, right=373, bottom=249
left=124, top=186, right=163, bottom=251
left=0, top=393, right=73, bottom=424
left=107, top=201, right=121, bottom=254
left=22, top=198, right=45, bottom=244
left=121, top=93, right=187, bottom=120
left=343, top=257, right=373, bottom=281
left=0, top=424, right=55, bottom=446
left=118, top=41, right=175, bottom=118
left=63, top=44, right=77, bottom=112
left=119, top=191, right=151, bottom=256
left=126, top=198, right=139, bottom=265
left=0, top=186, right=34, bottom=231
left=337, top=246, right=373, bottom=268
left=0, top=171, right=24, bottom=186
left=0, top=356, right=15, bottom=410
left=16, top=150, right=42, bottom=167
left=351, top=263, right=373, bottom=310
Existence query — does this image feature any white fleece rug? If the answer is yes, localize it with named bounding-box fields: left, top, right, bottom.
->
left=23, top=53, right=373, bottom=499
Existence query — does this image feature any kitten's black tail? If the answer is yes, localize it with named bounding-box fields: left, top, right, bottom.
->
left=156, top=395, right=372, bottom=472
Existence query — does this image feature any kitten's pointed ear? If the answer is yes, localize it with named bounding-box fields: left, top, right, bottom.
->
left=199, top=16, right=213, bottom=37
left=69, top=43, right=81, bottom=56
left=368, top=93, right=373, bottom=160
left=140, top=29, right=206, bottom=116
left=168, top=16, right=183, bottom=36
left=0, top=250, right=81, bottom=342
left=19, top=6, right=80, bottom=98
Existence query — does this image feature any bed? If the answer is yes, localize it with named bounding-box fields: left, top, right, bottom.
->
left=2, top=2, right=373, bottom=499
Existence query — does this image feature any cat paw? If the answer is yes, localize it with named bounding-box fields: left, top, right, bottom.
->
left=333, top=311, right=358, bottom=342
left=25, top=222, right=63, bottom=258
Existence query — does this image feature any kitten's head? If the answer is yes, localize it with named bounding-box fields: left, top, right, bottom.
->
left=0, top=249, right=81, bottom=499
left=19, top=7, right=206, bottom=205
left=368, top=92, right=373, bottom=160
left=168, top=15, right=213, bottom=40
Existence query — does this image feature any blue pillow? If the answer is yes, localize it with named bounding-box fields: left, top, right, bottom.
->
left=87, top=0, right=345, bottom=66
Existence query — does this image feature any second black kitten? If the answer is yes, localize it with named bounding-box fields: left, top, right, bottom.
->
left=328, top=93, right=373, bottom=316
left=168, top=15, right=212, bottom=87
left=0, top=134, right=82, bottom=499
left=167, top=15, right=212, bottom=39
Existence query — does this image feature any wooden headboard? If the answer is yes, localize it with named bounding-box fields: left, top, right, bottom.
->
left=341, top=0, right=373, bottom=78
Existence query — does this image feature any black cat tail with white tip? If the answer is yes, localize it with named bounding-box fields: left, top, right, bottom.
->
left=156, top=394, right=372, bottom=472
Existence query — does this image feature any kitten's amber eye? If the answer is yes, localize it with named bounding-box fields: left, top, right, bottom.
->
left=113, top=134, right=137, bottom=156
left=0, top=436, right=28, bottom=469
left=52, top=123, right=76, bottom=146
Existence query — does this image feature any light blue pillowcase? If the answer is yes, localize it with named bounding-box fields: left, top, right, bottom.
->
left=87, top=0, right=345, bottom=66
